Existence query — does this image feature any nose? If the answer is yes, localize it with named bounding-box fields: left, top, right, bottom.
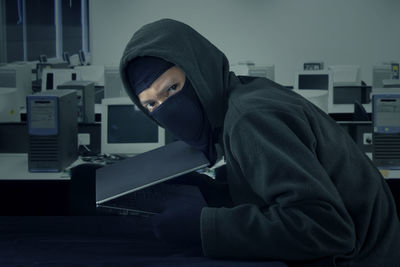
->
left=156, top=94, right=169, bottom=107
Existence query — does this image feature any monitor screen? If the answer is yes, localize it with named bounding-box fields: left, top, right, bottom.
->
left=101, top=97, right=165, bottom=155
left=108, top=105, right=158, bottom=143
left=375, top=98, right=400, bottom=128
left=298, top=74, right=329, bottom=90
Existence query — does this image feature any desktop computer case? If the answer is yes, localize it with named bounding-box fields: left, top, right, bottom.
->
left=27, top=90, right=78, bottom=172
left=372, top=93, right=400, bottom=168
left=373, top=133, right=400, bottom=168
left=57, top=80, right=95, bottom=123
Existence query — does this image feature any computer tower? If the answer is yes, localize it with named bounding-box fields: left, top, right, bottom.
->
left=27, top=90, right=78, bottom=172
left=372, top=91, right=400, bottom=168
left=373, top=65, right=392, bottom=89
left=104, top=66, right=127, bottom=98
left=57, top=80, right=95, bottom=123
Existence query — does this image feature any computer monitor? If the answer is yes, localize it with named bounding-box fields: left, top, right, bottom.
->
left=39, top=55, right=48, bottom=63
left=69, top=54, right=81, bottom=67
left=63, top=52, right=70, bottom=65
left=328, top=65, right=361, bottom=86
left=101, top=97, right=165, bottom=155
left=74, top=65, right=104, bottom=86
left=248, top=65, right=275, bottom=81
left=78, top=50, right=86, bottom=65
left=293, top=70, right=332, bottom=113
left=41, top=68, right=79, bottom=91
left=294, top=70, right=332, bottom=90
left=0, top=63, right=32, bottom=109
left=104, top=66, right=127, bottom=98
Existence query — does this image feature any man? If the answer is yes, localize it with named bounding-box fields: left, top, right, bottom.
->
left=119, top=19, right=400, bottom=266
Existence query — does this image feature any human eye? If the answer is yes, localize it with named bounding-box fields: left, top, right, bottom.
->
left=144, top=101, right=157, bottom=112
left=167, top=84, right=178, bottom=96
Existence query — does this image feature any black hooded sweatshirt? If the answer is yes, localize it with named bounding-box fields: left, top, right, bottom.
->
left=120, top=19, right=400, bottom=266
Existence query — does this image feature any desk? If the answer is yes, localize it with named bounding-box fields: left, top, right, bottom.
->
left=0, top=153, right=76, bottom=215
left=0, top=216, right=287, bottom=266
left=0, top=153, right=70, bottom=180
left=379, top=169, right=400, bottom=179
left=379, top=169, right=400, bottom=218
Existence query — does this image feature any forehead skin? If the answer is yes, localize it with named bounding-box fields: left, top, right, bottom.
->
left=137, top=66, right=186, bottom=108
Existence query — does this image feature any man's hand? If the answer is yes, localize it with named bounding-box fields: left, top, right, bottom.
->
left=150, top=184, right=206, bottom=247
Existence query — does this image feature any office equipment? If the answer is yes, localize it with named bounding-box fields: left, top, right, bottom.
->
left=331, top=84, right=372, bottom=113
left=62, top=52, right=70, bottom=65
left=392, top=63, right=399, bottom=79
left=304, top=62, right=324, bottom=70
left=98, top=182, right=204, bottom=216
left=57, top=81, right=95, bottom=123
left=73, top=65, right=105, bottom=104
left=372, top=90, right=400, bottom=169
left=353, top=101, right=370, bottom=121
left=0, top=154, right=71, bottom=180
left=373, top=64, right=393, bottom=89
left=338, top=121, right=373, bottom=158
left=74, top=65, right=104, bottom=86
left=328, top=65, right=361, bottom=86
left=104, top=66, right=127, bottom=98
left=294, top=70, right=331, bottom=90
left=8, top=61, right=38, bottom=82
left=39, top=55, right=48, bottom=63
left=0, top=63, right=32, bottom=109
left=293, top=70, right=332, bottom=113
left=41, top=68, right=79, bottom=91
left=69, top=54, right=81, bottom=67
left=0, top=121, right=101, bottom=155
left=27, top=90, right=78, bottom=172
left=383, top=79, right=400, bottom=88
left=230, top=63, right=275, bottom=81
left=0, top=88, right=20, bottom=122
left=101, top=97, right=165, bottom=155
left=36, top=62, right=70, bottom=82
left=96, top=140, right=209, bottom=205
left=327, top=65, right=372, bottom=113
left=78, top=50, right=89, bottom=65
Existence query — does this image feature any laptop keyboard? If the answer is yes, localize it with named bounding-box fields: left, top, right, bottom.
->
left=97, top=182, right=205, bottom=217
left=97, top=183, right=175, bottom=216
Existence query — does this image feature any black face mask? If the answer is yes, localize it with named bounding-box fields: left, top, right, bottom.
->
left=151, top=80, right=217, bottom=165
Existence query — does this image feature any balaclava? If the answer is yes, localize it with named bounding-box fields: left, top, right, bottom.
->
left=126, top=56, right=217, bottom=165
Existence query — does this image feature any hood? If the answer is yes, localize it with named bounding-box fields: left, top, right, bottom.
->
left=119, top=18, right=235, bottom=131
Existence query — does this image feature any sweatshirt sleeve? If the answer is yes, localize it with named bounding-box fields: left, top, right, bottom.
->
left=201, top=109, right=356, bottom=261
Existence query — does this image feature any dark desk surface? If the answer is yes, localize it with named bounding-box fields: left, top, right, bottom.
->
left=0, top=216, right=287, bottom=266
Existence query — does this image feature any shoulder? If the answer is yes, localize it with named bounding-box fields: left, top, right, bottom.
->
left=224, top=82, right=308, bottom=132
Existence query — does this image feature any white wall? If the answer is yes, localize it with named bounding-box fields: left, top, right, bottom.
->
left=89, top=0, right=400, bottom=86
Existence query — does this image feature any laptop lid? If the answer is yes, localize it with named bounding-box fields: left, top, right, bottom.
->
left=95, top=141, right=209, bottom=204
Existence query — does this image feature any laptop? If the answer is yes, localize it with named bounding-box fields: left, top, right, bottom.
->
left=95, top=141, right=210, bottom=216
